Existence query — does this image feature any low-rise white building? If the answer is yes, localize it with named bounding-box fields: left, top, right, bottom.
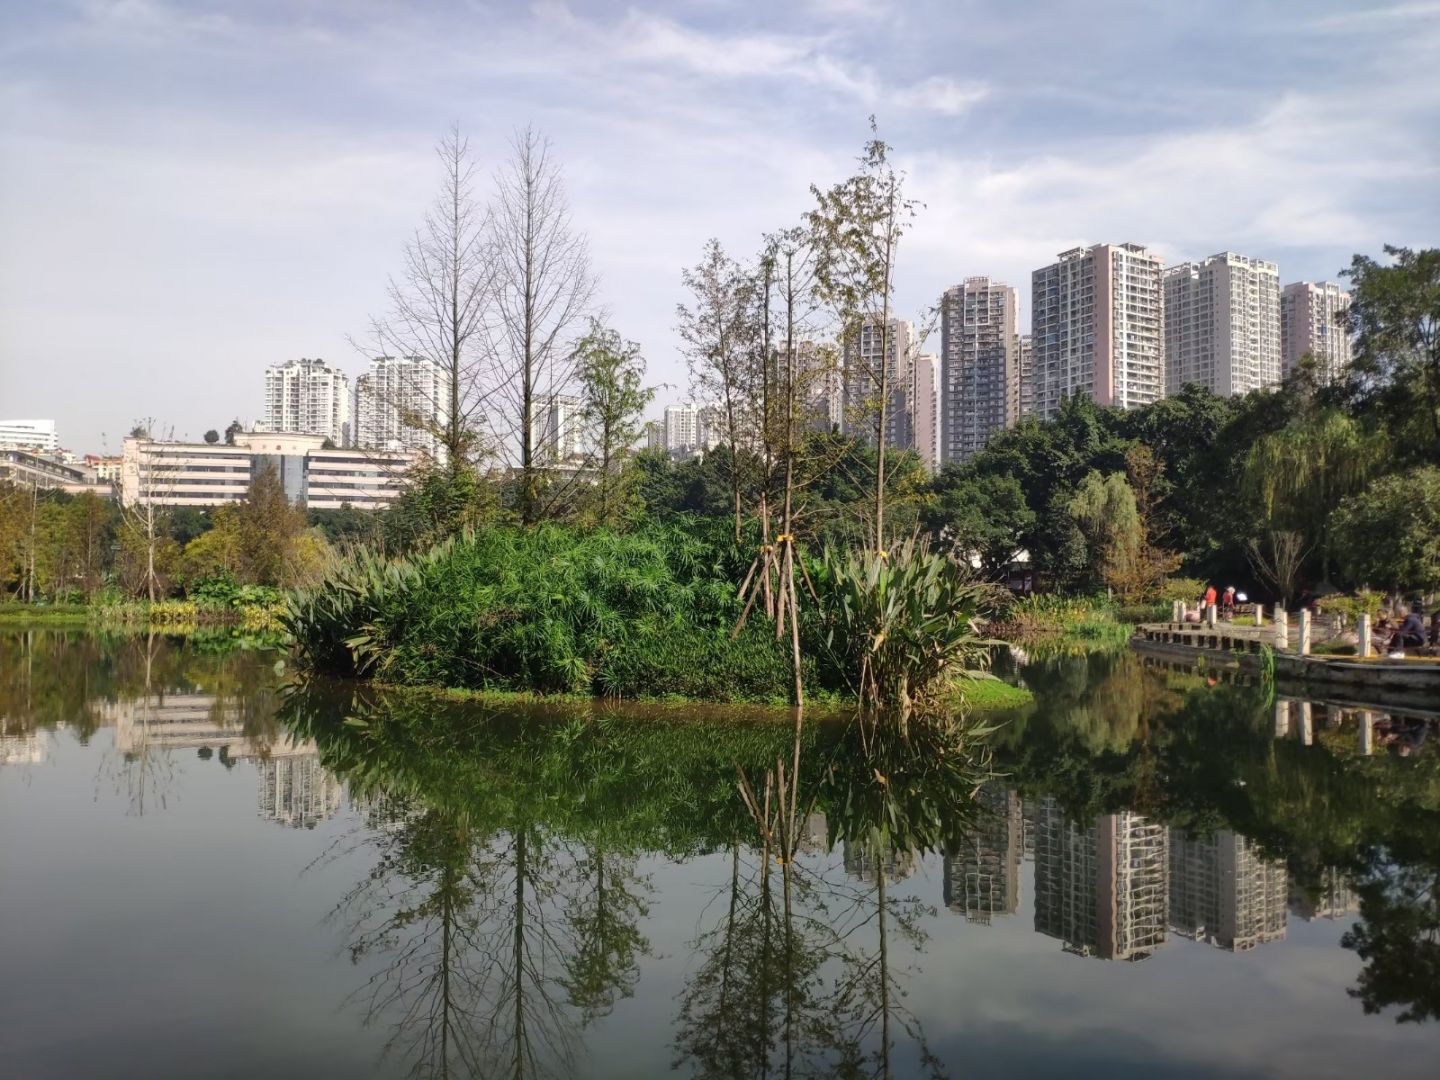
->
left=121, top=431, right=414, bottom=510
left=0, top=419, right=59, bottom=451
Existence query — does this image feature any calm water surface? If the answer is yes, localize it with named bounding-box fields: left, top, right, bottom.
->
left=2, top=629, right=1437, bottom=1079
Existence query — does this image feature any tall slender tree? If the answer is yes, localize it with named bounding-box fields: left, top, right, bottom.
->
left=369, top=126, right=495, bottom=477
left=677, top=239, right=761, bottom=542
left=487, top=127, right=597, bottom=525
left=808, top=121, right=918, bottom=546
left=573, top=321, right=654, bottom=527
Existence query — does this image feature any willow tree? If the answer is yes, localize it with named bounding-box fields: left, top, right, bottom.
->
left=1243, top=408, right=1382, bottom=584
left=488, top=127, right=597, bottom=525
left=808, top=121, right=918, bottom=547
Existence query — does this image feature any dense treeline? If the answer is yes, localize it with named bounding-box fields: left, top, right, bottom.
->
left=0, top=463, right=337, bottom=605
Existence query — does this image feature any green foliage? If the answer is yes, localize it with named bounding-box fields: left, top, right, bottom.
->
left=922, top=470, right=1033, bottom=577
left=573, top=320, right=654, bottom=527
left=809, top=538, right=993, bottom=716
left=1343, top=245, right=1440, bottom=464
left=994, top=594, right=1133, bottom=650
left=382, top=463, right=497, bottom=554
left=1069, top=469, right=1141, bottom=592
left=1331, top=466, right=1440, bottom=593
left=285, top=524, right=793, bottom=701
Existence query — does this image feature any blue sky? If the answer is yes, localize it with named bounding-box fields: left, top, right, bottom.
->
left=1, top=0, right=1437, bottom=451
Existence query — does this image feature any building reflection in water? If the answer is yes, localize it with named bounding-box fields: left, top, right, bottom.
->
left=943, top=784, right=1022, bottom=923
left=843, top=839, right=917, bottom=884
left=1170, top=830, right=1287, bottom=952
left=941, top=789, right=1328, bottom=962
left=258, top=755, right=343, bottom=829
left=1289, top=867, right=1361, bottom=922
left=0, top=730, right=47, bottom=765
left=102, top=694, right=343, bottom=829
left=1033, top=798, right=1169, bottom=961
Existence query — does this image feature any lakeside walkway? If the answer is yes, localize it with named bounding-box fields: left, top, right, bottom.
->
left=1133, top=615, right=1440, bottom=708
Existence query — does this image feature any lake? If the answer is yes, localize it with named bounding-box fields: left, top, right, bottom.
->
left=1, top=629, right=1437, bottom=1079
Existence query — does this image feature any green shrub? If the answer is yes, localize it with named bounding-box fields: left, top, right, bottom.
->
left=808, top=538, right=993, bottom=716
left=596, top=623, right=804, bottom=702
left=285, top=523, right=795, bottom=701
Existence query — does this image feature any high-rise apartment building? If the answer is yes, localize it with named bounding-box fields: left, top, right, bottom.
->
left=530, top=395, right=585, bottom=464
left=1281, top=281, right=1352, bottom=384
left=354, top=355, right=447, bottom=458
left=661, top=402, right=722, bottom=457
left=939, top=278, right=1019, bottom=464
left=1017, top=335, right=1035, bottom=419
left=912, top=353, right=939, bottom=471
left=1032, top=244, right=1165, bottom=419
left=943, top=785, right=1022, bottom=923
left=843, top=317, right=915, bottom=451
left=1034, top=799, right=1169, bottom=961
left=663, top=403, right=698, bottom=454
left=1170, top=829, right=1287, bottom=952
left=1164, top=252, right=1281, bottom=396
left=263, top=358, right=351, bottom=446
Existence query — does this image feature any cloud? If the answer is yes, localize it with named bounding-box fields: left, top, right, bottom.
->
left=892, top=75, right=990, bottom=116
left=535, top=5, right=988, bottom=117
left=1310, top=2, right=1440, bottom=29
left=1, top=0, right=1435, bottom=449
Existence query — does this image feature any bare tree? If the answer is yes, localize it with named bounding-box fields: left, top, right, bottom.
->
left=487, top=127, right=597, bottom=525
left=368, top=126, right=496, bottom=475
left=677, top=239, right=761, bottom=542
left=118, top=420, right=178, bottom=603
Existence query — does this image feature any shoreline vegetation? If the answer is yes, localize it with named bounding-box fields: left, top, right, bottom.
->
left=0, top=598, right=285, bottom=632
left=281, top=523, right=1004, bottom=710
left=4, top=127, right=1434, bottom=717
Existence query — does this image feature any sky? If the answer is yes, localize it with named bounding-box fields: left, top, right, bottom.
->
left=1, top=0, right=1437, bottom=454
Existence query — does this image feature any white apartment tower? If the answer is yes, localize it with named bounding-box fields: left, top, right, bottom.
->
left=530, top=395, right=585, bottom=464
left=1281, top=281, right=1352, bottom=384
left=663, top=403, right=701, bottom=454
left=263, top=358, right=351, bottom=446
left=940, top=278, right=1019, bottom=464
left=843, top=317, right=915, bottom=452
left=662, top=402, right=723, bottom=456
left=1164, top=252, right=1281, bottom=397
left=354, top=355, right=447, bottom=458
left=1031, top=244, right=1165, bottom=419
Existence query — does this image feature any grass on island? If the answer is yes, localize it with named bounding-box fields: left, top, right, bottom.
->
left=953, top=676, right=1033, bottom=712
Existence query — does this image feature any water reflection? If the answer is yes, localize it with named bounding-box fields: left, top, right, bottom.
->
left=6, top=632, right=1440, bottom=1077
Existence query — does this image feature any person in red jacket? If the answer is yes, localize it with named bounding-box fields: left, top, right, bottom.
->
left=1202, top=584, right=1217, bottom=610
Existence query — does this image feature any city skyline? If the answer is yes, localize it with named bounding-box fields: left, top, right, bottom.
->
left=3, top=1, right=1434, bottom=452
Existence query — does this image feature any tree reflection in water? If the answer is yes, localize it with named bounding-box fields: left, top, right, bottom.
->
left=675, top=710, right=994, bottom=1079
left=274, top=645, right=1440, bottom=1074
